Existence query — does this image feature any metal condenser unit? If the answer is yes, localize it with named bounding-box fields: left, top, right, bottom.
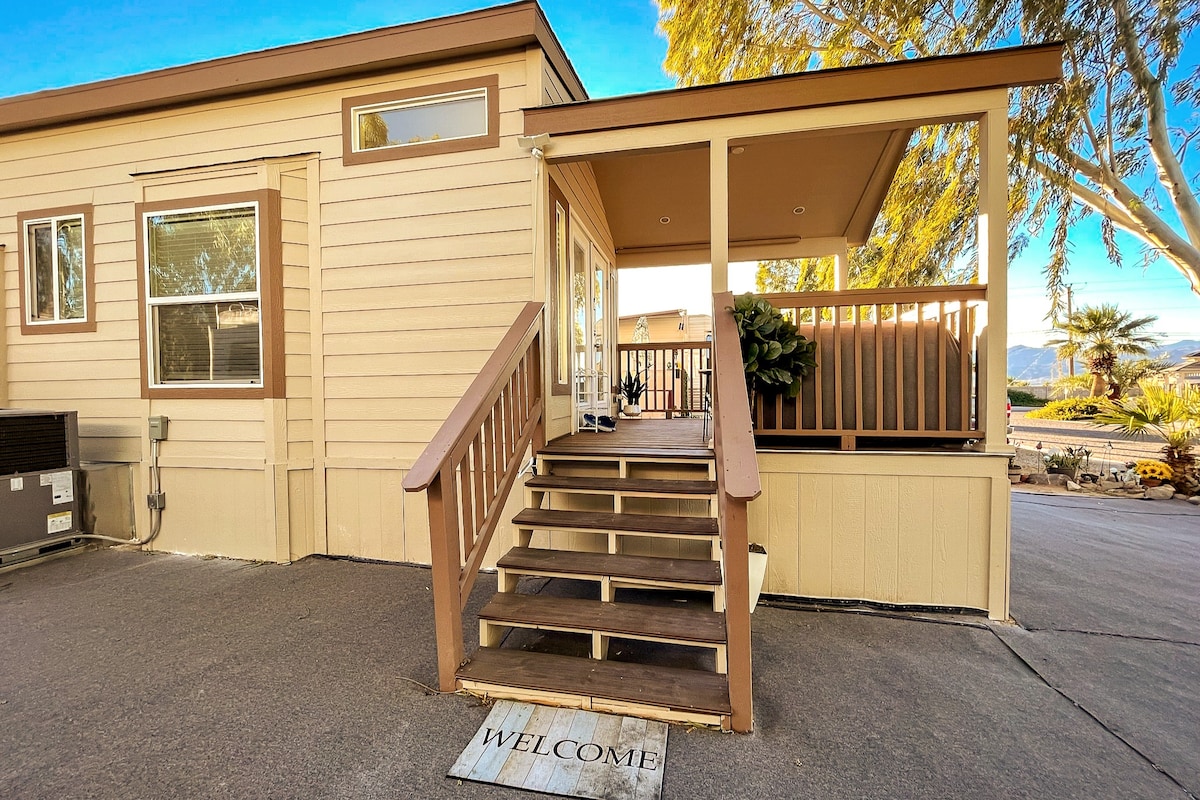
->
left=0, top=409, right=83, bottom=561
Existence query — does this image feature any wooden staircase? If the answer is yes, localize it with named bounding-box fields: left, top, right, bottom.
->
left=455, top=439, right=736, bottom=728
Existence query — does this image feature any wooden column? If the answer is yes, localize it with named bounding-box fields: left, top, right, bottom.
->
left=977, top=102, right=1010, bottom=454
left=710, top=139, right=729, bottom=293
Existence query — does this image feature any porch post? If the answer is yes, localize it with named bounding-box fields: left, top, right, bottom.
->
left=710, top=138, right=729, bottom=293
left=976, top=103, right=1009, bottom=453
left=833, top=242, right=849, bottom=290
left=978, top=102, right=1013, bottom=623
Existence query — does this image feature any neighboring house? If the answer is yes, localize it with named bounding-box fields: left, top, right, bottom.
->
left=0, top=1, right=1061, bottom=730
left=1165, top=351, right=1200, bottom=390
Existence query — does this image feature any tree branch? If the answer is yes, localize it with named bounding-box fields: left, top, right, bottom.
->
left=1112, top=0, right=1200, bottom=245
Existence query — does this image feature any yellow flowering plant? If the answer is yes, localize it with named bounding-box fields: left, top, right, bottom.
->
left=1133, top=459, right=1173, bottom=481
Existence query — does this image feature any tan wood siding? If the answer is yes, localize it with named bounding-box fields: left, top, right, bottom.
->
left=0, top=49, right=538, bottom=564
left=749, top=452, right=1006, bottom=615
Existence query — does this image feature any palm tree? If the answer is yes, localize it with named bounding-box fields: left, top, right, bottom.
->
left=1095, top=382, right=1200, bottom=494
left=1045, top=304, right=1159, bottom=398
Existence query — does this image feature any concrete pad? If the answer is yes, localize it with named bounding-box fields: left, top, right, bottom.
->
left=1011, top=492, right=1200, bottom=641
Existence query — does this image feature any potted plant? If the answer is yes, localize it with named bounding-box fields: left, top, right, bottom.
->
left=619, top=372, right=646, bottom=417
left=1132, top=458, right=1173, bottom=488
left=748, top=543, right=768, bottom=612
left=1044, top=448, right=1086, bottom=479
left=1007, top=455, right=1024, bottom=484
left=729, top=293, right=818, bottom=406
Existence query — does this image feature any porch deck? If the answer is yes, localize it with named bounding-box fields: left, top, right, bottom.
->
left=543, top=417, right=710, bottom=458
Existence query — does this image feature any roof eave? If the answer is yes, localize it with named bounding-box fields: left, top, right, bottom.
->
left=0, top=1, right=587, bottom=137
left=524, top=42, right=1064, bottom=137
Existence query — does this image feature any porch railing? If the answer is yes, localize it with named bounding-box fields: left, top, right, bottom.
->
left=711, top=291, right=761, bottom=733
left=401, top=302, right=545, bottom=691
left=755, top=285, right=985, bottom=449
left=617, top=341, right=711, bottom=417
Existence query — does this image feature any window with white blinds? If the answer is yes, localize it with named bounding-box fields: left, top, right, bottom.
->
left=143, top=203, right=263, bottom=387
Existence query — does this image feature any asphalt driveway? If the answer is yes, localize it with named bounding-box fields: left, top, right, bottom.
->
left=1, top=492, right=1197, bottom=799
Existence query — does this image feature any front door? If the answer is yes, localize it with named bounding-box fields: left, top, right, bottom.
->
left=570, top=226, right=614, bottom=430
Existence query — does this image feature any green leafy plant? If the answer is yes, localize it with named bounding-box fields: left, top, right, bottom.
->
left=1044, top=447, right=1088, bottom=475
left=1006, top=388, right=1046, bottom=407
left=619, top=372, right=646, bottom=406
left=1026, top=398, right=1104, bottom=421
left=730, top=293, right=817, bottom=399
left=1094, top=382, right=1200, bottom=489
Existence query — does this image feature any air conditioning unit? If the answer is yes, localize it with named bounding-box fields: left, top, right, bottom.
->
left=0, top=409, right=83, bottom=564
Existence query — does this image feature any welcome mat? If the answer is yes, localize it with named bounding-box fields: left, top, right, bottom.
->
left=449, top=701, right=668, bottom=800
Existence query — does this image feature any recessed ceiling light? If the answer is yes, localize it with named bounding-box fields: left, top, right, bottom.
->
left=793, top=206, right=806, bottom=215
left=730, top=146, right=745, bottom=155
left=659, top=216, right=671, bottom=224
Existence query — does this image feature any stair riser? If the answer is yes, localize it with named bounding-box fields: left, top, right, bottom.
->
left=479, top=620, right=728, bottom=670
left=497, top=568, right=726, bottom=610
left=455, top=681, right=728, bottom=730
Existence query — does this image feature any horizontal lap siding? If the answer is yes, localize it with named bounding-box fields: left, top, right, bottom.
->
left=750, top=452, right=1001, bottom=613
left=1, top=48, right=536, bottom=564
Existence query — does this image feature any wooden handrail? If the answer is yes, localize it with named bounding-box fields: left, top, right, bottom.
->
left=711, top=290, right=760, bottom=733
left=711, top=293, right=762, bottom=503
left=762, top=284, right=987, bottom=307
left=404, top=302, right=544, bottom=492
left=402, top=301, right=545, bottom=691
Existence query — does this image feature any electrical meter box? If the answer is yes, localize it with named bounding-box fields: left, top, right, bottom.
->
left=0, top=409, right=83, bottom=557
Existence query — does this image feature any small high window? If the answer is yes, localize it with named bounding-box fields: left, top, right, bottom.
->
left=17, top=206, right=95, bottom=333
left=342, top=76, right=499, bottom=165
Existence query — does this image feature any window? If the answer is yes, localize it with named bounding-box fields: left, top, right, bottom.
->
left=549, top=180, right=571, bottom=395
left=17, top=206, right=95, bottom=333
left=342, top=76, right=499, bottom=165
left=136, top=191, right=282, bottom=398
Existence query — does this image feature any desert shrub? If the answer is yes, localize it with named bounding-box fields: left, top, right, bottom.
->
left=1026, top=397, right=1104, bottom=420
left=1007, top=388, right=1046, bottom=407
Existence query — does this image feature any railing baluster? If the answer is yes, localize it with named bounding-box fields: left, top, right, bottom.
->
left=403, top=302, right=545, bottom=693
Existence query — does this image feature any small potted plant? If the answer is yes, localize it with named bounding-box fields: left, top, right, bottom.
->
left=1007, top=455, right=1024, bottom=484
left=1133, top=459, right=1173, bottom=488
left=1044, top=448, right=1085, bottom=480
left=619, top=372, right=646, bottom=417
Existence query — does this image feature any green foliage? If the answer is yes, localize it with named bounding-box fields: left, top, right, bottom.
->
left=730, top=293, right=817, bottom=398
left=619, top=372, right=646, bottom=405
left=1094, top=382, right=1200, bottom=457
left=1045, top=303, right=1158, bottom=396
left=1026, top=397, right=1104, bottom=420
left=1049, top=373, right=1092, bottom=399
left=1006, top=388, right=1046, bottom=407
left=657, top=0, right=1200, bottom=303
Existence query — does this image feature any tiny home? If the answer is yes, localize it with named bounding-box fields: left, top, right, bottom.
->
left=0, top=1, right=1061, bottom=730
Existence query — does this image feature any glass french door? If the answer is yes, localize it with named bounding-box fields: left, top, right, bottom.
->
left=570, top=227, right=614, bottom=430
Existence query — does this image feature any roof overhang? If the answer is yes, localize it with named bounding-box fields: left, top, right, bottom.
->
left=527, top=44, right=1063, bottom=264
left=0, top=0, right=585, bottom=137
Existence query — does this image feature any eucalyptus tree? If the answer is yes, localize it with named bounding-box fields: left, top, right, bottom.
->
left=658, top=0, right=1200, bottom=302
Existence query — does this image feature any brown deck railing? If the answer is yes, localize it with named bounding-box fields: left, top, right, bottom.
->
left=617, top=341, right=711, bottom=417
left=402, top=302, right=545, bottom=691
left=755, top=285, right=985, bottom=449
left=711, top=291, right=761, bottom=733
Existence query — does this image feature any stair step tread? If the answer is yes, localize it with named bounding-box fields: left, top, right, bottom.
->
left=499, top=547, right=722, bottom=586
left=481, top=593, right=726, bottom=644
left=513, top=508, right=718, bottom=536
left=458, top=647, right=732, bottom=715
left=526, top=475, right=716, bottom=496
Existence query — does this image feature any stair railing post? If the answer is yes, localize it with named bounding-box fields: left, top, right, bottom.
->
left=426, top=468, right=465, bottom=692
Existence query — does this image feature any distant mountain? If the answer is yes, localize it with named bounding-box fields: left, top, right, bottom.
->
left=1008, top=339, right=1200, bottom=382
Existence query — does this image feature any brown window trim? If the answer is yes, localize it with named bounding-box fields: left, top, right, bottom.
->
left=135, top=189, right=284, bottom=400
left=341, top=75, right=500, bottom=166
left=548, top=179, right=571, bottom=396
left=16, top=204, right=97, bottom=334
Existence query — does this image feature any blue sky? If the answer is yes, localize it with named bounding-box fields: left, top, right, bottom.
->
left=7, top=0, right=1197, bottom=348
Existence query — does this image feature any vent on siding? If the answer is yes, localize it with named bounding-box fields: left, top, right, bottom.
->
left=0, top=414, right=70, bottom=475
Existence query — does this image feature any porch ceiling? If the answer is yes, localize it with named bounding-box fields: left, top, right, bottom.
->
left=529, top=43, right=1062, bottom=265
left=590, top=124, right=912, bottom=256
